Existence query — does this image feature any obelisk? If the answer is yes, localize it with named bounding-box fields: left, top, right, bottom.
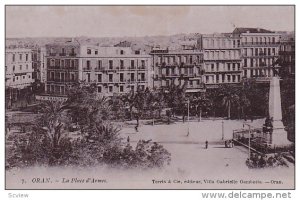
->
left=268, top=76, right=291, bottom=146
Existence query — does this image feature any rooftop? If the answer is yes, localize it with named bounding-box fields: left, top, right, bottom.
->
left=233, top=27, right=275, bottom=34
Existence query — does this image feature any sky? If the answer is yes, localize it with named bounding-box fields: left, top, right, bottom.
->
left=5, top=6, right=295, bottom=38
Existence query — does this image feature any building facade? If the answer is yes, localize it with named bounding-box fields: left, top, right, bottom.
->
left=233, top=28, right=281, bottom=79
left=201, top=34, right=242, bottom=87
left=45, top=41, right=152, bottom=97
left=279, top=33, right=295, bottom=77
left=150, top=48, right=205, bottom=93
left=5, top=48, right=34, bottom=89
left=32, top=46, right=47, bottom=83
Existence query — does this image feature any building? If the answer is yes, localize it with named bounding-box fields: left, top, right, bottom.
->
left=279, top=33, right=295, bottom=77
left=150, top=47, right=205, bottom=93
left=5, top=48, right=34, bottom=108
left=45, top=41, right=81, bottom=96
left=233, top=28, right=281, bottom=80
left=80, top=45, right=152, bottom=95
left=5, top=48, right=34, bottom=89
left=201, top=34, right=242, bottom=87
left=32, top=46, right=47, bottom=83
left=44, top=40, right=152, bottom=98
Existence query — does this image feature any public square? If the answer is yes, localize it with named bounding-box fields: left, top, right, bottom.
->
left=6, top=118, right=294, bottom=189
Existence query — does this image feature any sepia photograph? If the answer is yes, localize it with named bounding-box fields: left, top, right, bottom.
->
left=5, top=5, right=295, bottom=189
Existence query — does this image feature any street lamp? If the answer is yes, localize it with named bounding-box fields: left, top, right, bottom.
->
left=186, top=99, right=190, bottom=137
left=243, top=123, right=252, bottom=159
left=221, top=120, right=224, bottom=140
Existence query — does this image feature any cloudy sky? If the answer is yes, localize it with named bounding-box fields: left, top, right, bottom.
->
left=6, top=6, right=294, bottom=38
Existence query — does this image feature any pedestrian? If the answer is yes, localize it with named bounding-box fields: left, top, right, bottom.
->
left=135, top=125, right=138, bottom=132
left=205, top=140, right=208, bottom=149
left=127, top=136, right=130, bottom=143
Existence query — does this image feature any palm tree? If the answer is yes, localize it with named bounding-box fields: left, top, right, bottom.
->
left=222, top=91, right=239, bottom=119
left=37, top=100, right=69, bottom=164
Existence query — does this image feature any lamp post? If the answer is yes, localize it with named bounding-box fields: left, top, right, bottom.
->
left=186, top=99, right=190, bottom=137
left=221, top=120, right=224, bottom=140
left=243, top=123, right=252, bottom=159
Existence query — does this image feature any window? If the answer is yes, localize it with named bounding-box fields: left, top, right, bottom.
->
left=109, top=74, right=113, bottom=82
left=95, top=50, right=98, bottom=55
left=12, top=54, right=15, bottom=62
left=211, top=64, right=214, bottom=72
left=120, top=85, right=124, bottom=92
left=120, top=60, right=124, bottom=68
left=26, top=64, right=28, bottom=70
left=13, top=65, right=15, bottom=72
left=141, top=60, right=145, bottom=67
left=227, top=75, right=231, bottom=82
left=109, top=60, right=113, bottom=69
left=19, top=54, right=22, bottom=61
left=13, top=77, right=15, bottom=82
left=87, top=49, right=91, bottom=54
left=23, top=75, right=25, bottom=79
left=98, top=60, right=102, bottom=68
left=197, top=80, right=200, bottom=85
left=131, top=60, right=135, bottom=68
left=166, top=68, right=170, bottom=75
left=87, top=74, right=90, bottom=82
left=98, top=86, right=102, bottom=93
left=20, top=65, right=22, bottom=70
left=232, top=63, right=235, bottom=71
left=86, top=60, right=90, bottom=69
left=71, top=74, right=75, bottom=81
left=227, top=63, right=231, bottom=71
left=189, top=80, right=193, bottom=86
left=120, top=50, right=124, bottom=55
left=26, top=54, right=28, bottom=61
left=119, top=73, right=124, bottom=82
left=189, top=67, right=194, bottom=74
left=131, top=73, right=135, bottom=81
left=98, top=74, right=102, bottom=82
left=141, top=73, right=145, bottom=81
left=109, top=86, right=113, bottom=93
left=131, top=85, right=134, bottom=91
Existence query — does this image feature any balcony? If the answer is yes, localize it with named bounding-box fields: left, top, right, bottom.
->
left=83, top=67, right=91, bottom=71
left=59, top=53, right=66, bottom=56
left=95, top=67, right=105, bottom=72
left=240, top=42, right=280, bottom=47
left=69, top=53, right=77, bottom=57
left=49, top=53, right=57, bottom=56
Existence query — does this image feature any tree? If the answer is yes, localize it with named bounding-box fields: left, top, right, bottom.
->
left=191, top=93, right=210, bottom=121
left=35, top=100, right=70, bottom=165
left=220, top=85, right=240, bottom=119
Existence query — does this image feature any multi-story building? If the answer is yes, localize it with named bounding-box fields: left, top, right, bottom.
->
left=80, top=45, right=152, bottom=95
left=32, top=46, right=47, bottom=83
left=279, top=33, right=295, bottom=77
left=5, top=48, right=34, bottom=89
left=45, top=41, right=80, bottom=96
left=150, top=47, right=205, bottom=93
left=201, top=34, right=243, bottom=87
left=5, top=48, right=35, bottom=108
left=44, top=41, right=152, bottom=98
left=233, top=28, right=281, bottom=79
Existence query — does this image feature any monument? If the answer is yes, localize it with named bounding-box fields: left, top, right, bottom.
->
left=268, top=76, right=291, bottom=146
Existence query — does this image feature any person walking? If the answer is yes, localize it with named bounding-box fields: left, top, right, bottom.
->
left=205, top=140, right=208, bottom=149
